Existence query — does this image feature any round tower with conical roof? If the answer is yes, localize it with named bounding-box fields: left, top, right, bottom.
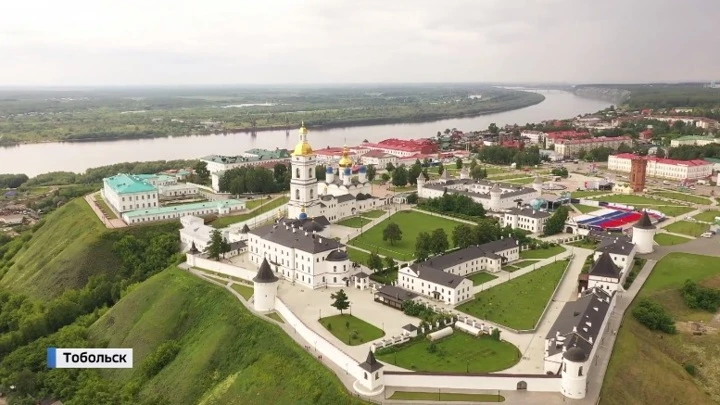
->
left=489, top=183, right=502, bottom=211
left=561, top=346, right=588, bottom=399
left=632, top=211, right=656, bottom=254
left=253, top=258, right=279, bottom=312
left=186, top=241, right=200, bottom=267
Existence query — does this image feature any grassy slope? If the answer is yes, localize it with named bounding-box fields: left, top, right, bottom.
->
left=601, top=253, right=720, bottom=405
left=89, top=268, right=364, bottom=405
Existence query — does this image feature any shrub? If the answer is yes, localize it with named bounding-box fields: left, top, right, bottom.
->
left=680, top=280, right=720, bottom=312
left=427, top=343, right=438, bottom=354
left=632, top=299, right=676, bottom=334
left=141, top=340, right=181, bottom=378
left=684, top=363, right=698, bottom=377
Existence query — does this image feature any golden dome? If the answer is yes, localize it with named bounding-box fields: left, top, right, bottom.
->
left=338, top=145, right=353, bottom=167
left=292, top=121, right=314, bottom=156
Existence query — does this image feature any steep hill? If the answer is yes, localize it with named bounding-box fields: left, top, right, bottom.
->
left=89, top=267, right=365, bottom=405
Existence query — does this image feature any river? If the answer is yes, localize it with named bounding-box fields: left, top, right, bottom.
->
left=0, top=90, right=610, bottom=176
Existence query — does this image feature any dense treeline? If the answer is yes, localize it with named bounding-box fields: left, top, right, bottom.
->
left=543, top=206, right=570, bottom=236
left=667, top=144, right=720, bottom=160
left=419, top=193, right=486, bottom=220
left=0, top=223, right=181, bottom=403
left=475, top=145, right=544, bottom=167
left=623, top=86, right=720, bottom=109
left=22, top=160, right=197, bottom=187
left=218, top=164, right=290, bottom=195
left=681, top=280, right=720, bottom=312
left=0, top=174, right=29, bottom=189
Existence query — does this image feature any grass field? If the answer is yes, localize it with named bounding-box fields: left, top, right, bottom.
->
left=457, top=260, right=569, bottom=330
left=376, top=333, right=520, bottom=373
left=95, top=193, right=118, bottom=219
left=88, top=268, right=365, bottom=405
left=572, top=190, right=610, bottom=198
left=601, top=253, right=720, bottom=405
left=361, top=209, right=386, bottom=218
left=519, top=245, right=566, bottom=259
left=654, top=205, right=696, bottom=217
left=245, top=196, right=276, bottom=210
left=230, top=283, right=254, bottom=300
left=209, top=196, right=289, bottom=228
left=511, top=260, right=539, bottom=269
left=389, top=391, right=505, bottom=402
left=568, top=239, right=599, bottom=249
left=693, top=210, right=720, bottom=222
left=507, top=176, right=547, bottom=185
left=594, top=194, right=667, bottom=205
left=320, top=314, right=385, bottom=346
left=653, top=191, right=711, bottom=205
left=348, top=211, right=463, bottom=260
left=654, top=233, right=692, bottom=246
left=487, top=173, right=530, bottom=181
left=664, top=220, right=710, bottom=237
left=347, top=247, right=374, bottom=265
left=468, top=271, right=498, bottom=286
left=573, top=204, right=601, bottom=214
left=336, top=216, right=373, bottom=228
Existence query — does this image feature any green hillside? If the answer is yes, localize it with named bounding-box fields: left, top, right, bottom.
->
left=89, top=267, right=365, bottom=405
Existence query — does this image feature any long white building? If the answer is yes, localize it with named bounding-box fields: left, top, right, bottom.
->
left=247, top=216, right=353, bottom=289
left=417, top=172, right=543, bottom=211
left=102, top=173, right=160, bottom=214
left=608, top=153, right=713, bottom=180
left=501, top=207, right=552, bottom=234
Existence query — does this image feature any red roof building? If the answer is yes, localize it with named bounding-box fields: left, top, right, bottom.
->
left=362, top=138, right=438, bottom=157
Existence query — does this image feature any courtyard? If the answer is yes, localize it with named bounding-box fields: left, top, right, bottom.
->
left=375, top=332, right=520, bottom=374
left=348, top=210, right=465, bottom=261
left=664, top=220, right=710, bottom=237
left=320, top=314, right=385, bottom=345
left=654, top=233, right=692, bottom=246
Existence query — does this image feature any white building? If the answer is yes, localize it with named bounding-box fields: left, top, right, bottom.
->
left=520, top=130, right=545, bottom=145
left=587, top=252, right=623, bottom=292
left=285, top=124, right=386, bottom=222
left=502, top=207, right=551, bottom=233
left=670, top=136, right=719, bottom=147
left=554, top=136, right=632, bottom=158
left=398, top=265, right=473, bottom=305
left=361, top=150, right=398, bottom=167
left=247, top=217, right=353, bottom=289
left=204, top=149, right=291, bottom=192
left=123, top=199, right=245, bottom=225
left=631, top=211, right=656, bottom=254
left=417, top=173, right=542, bottom=212
left=102, top=173, right=159, bottom=214
left=253, top=258, right=279, bottom=312
left=592, top=237, right=636, bottom=274
left=608, top=153, right=713, bottom=181
left=544, top=287, right=613, bottom=383
left=158, top=183, right=199, bottom=198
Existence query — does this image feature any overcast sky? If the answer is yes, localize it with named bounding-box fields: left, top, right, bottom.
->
left=2, top=0, right=718, bottom=86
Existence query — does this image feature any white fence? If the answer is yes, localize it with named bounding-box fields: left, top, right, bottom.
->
left=188, top=254, right=256, bottom=282
left=274, top=298, right=364, bottom=381
left=385, top=372, right=561, bottom=392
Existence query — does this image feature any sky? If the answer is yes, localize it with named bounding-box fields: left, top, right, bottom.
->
left=1, top=0, right=719, bottom=86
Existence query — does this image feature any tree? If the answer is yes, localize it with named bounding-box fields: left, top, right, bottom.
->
left=438, top=165, right=444, bottom=176
left=543, top=206, right=569, bottom=236
left=273, top=163, right=288, bottom=184
left=408, top=163, right=422, bottom=185
left=330, top=289, right=351, bottom=315
left=406, top=192, right=418, bottom=204
left=655, top=147, right=666, bottom=158
left=429, top=228, right=449, bottom=255
left=577, top=149, right=587, bottom=160
left=391, top=165, right=408, bottom=187
left=366, top=165, right=377, bottom=181
left=316, top=165, right=327, bottom=181
left=383, top=222, right=403, bottom=246
left=491, top=328, right=501, bottom=341
left=415, top=231, right=432, bottom=261
left=488, top=123, right=499, bottom=134
left=455, top=158, right=463, bottom=169
left=386, top=162, right=395, bottom=172
left=470, top=158, right=478, bottom=170
left=193, top=161, right=210, bottom=185
left=470, top=166, right=487, bottom=180
left=381, top=173, right=390, bottom=182
left=367, top=252, right=384, bottom=273
left=384, top=256, right=396, bottom=272
left=551, top=167, right=569, bottom=178
left=452, top=224, right=475, bottom=248
left=206, top=229, right=230, bottom=260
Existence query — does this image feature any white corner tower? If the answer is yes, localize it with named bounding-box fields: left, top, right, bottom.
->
left=561, top=346, right=588, bottom=399
left=288, top=122, right=320, bottom=220
left=253, top=258, right=279, bottom=312
left=353, top=350, right=386, bottom=396
left=489, top=183, right=502, bottom=211
left=459, top=166, right=470, bottom=180
left=532, top=175, right=544, bottom=194
left=631, top=211, right=656, bottom=254
left=416, top=173, right=425, bottom=194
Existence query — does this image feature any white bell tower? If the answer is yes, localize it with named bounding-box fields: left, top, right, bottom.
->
left=288, top=122, right=320, bottom=219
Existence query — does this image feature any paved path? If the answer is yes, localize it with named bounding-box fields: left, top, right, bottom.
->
left=84, top=193, right=126, bottom=229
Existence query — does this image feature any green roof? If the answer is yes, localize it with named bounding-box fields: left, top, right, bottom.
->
left=134, top=174, right=176, bottom=183
left=202, top=149, right=290, bottom=165
left=104, top=174, right=158, bottom=194
left=704, top=157, right=720, bottom=164
left=674, top=136, right=716, bottom=141
left=123, top=199, right=246, bottom=218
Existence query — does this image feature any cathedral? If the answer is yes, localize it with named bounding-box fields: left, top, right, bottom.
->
left=286, top=123, right=385, bottom=222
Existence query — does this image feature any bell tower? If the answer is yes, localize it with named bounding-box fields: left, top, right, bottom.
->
left=288, top=122, right=320, bottom=219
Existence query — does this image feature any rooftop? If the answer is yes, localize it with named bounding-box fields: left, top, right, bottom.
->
left=123, top=199, right=246, bottom=218
left=558, top=136, right=632, bottom=145
left=104, top=174, right=158, bottom=194
left=505, top=207, right=551, bottom=219
left=546, top=287, right=613, bottom=358
left=613, top=153, right=711, bottom=167
left=250, top=218, right=343, bottom=254
left=589, top=252, right=622, bottom=279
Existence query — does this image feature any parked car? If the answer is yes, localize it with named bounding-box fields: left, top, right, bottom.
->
left=701, top=232, right=713, bottom=238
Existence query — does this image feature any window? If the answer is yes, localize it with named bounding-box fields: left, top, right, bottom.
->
left=295, top=189, right=300, bottom=199
left=310, top=189, right=314, bottom=198
left=309, top=168, right=313, bottom=177
left=375, top=372, right=379, bottom=380
left=564, top=363, right=567, bottom=372
left=578, top=366, right=583, bottom=376
left=296, top=168, right=300, bottom=178
left=364, top=372, right=368, bottom=380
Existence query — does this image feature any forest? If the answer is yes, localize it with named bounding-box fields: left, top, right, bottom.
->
left=0, top=85, right=544, bottom=144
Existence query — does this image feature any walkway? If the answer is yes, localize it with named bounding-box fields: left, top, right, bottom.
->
left=84, top=192, right=126, bottom=229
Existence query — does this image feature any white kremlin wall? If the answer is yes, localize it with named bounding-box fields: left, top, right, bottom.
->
left=384, top=372, right=561, bottom=392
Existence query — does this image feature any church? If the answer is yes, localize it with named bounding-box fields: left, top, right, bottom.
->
left=287, top=123, right=386, bottom=222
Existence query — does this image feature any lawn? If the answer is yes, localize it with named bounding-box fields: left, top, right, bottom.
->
left=389, top=391, right=505, bottom=402
left=601, top=253, right=720, bottom=405
left=519, top=245, right=566, bottom=259
left=320, top=314, right=385, bottom=346
left=654, top=205, right=696, bottom=217
left=376, top=333, right=520, bottom=373
left=664, top=220, right=710, bottom=237
left=468, top=271, right=498, bottom=286
left=593, top=194, right=667, bottom=205
left=653, top=191, right=711, bottom=205
left=348, top=211, right=464, bottom=261
left=210, top=196, right=289, bottom=228
left=654, top=233, right=692, bottom=246
left=507, top=176, right=542, bottom=185
left=693, top=210, right=720, bottom=222
left=572, top=204, right=600, bottom=214
left=487, top=173, right=530, bottom=181
left=568, top=239, right=599, bottom=249
left=361, top=209, right=386, bottom=218
left=95, top=194, right=118, bottom=219
left=266, top=312, right=285, bottom=324
left=245, top=196, right=276, bottom=210
left=572, top=190, right=610, bottom=198
left=230, top=283, right=254, bottom=300
left=457, top=260, right=569, bottom=330
left=369, top=269, right=398, bottom=285
left=347, top=247, right=374, bottom=265
left=337, top=216, right=373, bottom=228
left=511, top=260, right=539, bottom=269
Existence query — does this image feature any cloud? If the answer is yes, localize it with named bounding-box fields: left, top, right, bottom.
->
left=0, top=0, right=718, bottom=85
